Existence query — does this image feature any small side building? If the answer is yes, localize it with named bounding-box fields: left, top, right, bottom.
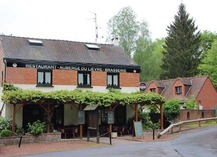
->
left=144, top=76, right=217, bottom=110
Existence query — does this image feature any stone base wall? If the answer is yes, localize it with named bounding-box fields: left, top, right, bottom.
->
left=0, top=132, right=61, bottom=146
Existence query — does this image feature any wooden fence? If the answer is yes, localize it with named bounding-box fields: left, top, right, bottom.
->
left=157, top=117, right=217, bottom=138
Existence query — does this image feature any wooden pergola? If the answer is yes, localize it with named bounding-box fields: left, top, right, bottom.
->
left=2, top=89, right=165, bottom=137
left=11, top=102, right=164, bottom=139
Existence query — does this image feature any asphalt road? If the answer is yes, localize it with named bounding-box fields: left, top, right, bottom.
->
left=27, top=126, right=217, bottom=157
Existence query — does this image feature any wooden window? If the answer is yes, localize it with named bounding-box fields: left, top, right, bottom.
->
left=78, top=71, right=91, bottom=87
left=37, top=69, right=52, bottom=87
left=107, top=73, right=119, bottom=88
left=150, top=88, right=156, bottom=93
left=175, top=86, right=182, bottom=95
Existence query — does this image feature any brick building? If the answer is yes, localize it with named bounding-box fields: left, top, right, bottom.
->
left=144, top=76, right=217, bottom=110
left=0, top=35, right=140, bottom=135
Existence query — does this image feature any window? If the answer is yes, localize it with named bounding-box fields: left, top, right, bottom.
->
left=28, top=39, right=43, bottom=46
left=85, top=43, right=99, bottom=50
left=37, top=69, right=52, bottom=86
left=175, top=86, right=182, bottom=95
left=107, top=73, right=119, bottom=88
left=78, top=71, right=91, bottom=87
left=150, top=88, right=156, bottom=93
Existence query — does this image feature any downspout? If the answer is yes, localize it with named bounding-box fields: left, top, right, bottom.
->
left=0, top=60, right=7, bottom=115
left=3, top=59, right=7, bottom=83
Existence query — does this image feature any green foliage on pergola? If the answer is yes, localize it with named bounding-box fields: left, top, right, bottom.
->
left=2, top=88, right=165, bottom=106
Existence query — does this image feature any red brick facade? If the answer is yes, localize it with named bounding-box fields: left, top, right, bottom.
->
left=120, top=73, right=140, bottom=87
left=53, top=69, right=77, bottom=85
left=145, top=76, right=217, bottom=110
left=6, top=67, right=37, bottom=84
left=92, top=71, right=106, bottom=86
left=197, top=78, right=217, bottom=110
left=5, top=67, right=140, bottom=87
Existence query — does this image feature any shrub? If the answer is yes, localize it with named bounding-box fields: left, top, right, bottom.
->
left=16, top=127, right=24, bottom=135
left=184, top=96, right=198, bottom=109
left=3, top=83, right=19, bottom=91
left=0, top=129, right=12, bottom=137
left=139, top=111, right=154, bottom=130
left=148, top=105, right=159, bottom=114
left=27, top=120, right=45, bottom=135
left=163, top=99, right=180, bottom=122
left=0, top=117, right=12, bottom=132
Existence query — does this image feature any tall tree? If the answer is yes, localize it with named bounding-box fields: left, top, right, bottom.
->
left=198, top=39, right=217, bottom=89
left=151, top=38, right=165, bottom=79
left=160, top=3, right=201, bottom=79
left=200, top=30, right=217, bottom=56
left=133, top=20, right=153, bottom=81
left=107, top=7, right=139, bottom=57
left=133, top=36, right=164, bottom=81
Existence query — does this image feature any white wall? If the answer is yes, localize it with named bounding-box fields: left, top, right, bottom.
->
left=64, top=104, right=79, bottom=126
left=16, top=104, right=23, bottom=128
left=14, top=84, right=139, bottom=93
left=126, top=105, right=135, bottom=123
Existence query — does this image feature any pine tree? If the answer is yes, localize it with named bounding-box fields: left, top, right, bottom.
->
left=160, top=3, right=201, bottom=79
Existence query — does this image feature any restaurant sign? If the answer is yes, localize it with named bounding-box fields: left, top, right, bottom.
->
left=23, top=63, right=127, bottom=73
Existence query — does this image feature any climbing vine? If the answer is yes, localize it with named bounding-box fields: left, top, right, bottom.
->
left=2, top=84, right=165, bottom=106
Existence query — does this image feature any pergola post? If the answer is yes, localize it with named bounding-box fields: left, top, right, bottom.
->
left=160, top=104, right=164, bottom=129
left=12, top=104, right=16, bottom=135
left=135, top=104, right=138, bottom=121
left=109, top=105, right=112, bottom=132
left=79, top=104, right=83, bottom=139
left=47, top=104, right=51, bottom=133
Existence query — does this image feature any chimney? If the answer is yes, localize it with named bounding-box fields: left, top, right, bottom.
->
left=111, top=37, right=119, bottom=46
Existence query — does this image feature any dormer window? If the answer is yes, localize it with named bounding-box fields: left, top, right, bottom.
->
left=175, top=86, right=182, bottom=95
left=150, top=88, right=156, bottom=93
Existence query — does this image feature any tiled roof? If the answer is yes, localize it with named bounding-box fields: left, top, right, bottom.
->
left=0, top=35, right=138, bottom=68
left=145, top=76, right=209, bottom=100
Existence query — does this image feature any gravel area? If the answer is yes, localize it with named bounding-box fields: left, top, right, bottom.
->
left=0, top=128, right=194, bottom=157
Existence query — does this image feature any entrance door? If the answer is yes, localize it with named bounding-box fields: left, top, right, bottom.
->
left=114, top=105, right=126, bottom=125
left=52, top=105, right=64, bottom=129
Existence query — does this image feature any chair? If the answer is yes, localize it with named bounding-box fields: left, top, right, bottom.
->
left=119, top=126, right=125, bottom=136
left=72, top=127, right=78, bottom=138
left=61, top=129, right=67, bottom=139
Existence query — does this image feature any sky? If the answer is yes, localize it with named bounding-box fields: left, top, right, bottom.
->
left=0, top=0, right=216, bottom=43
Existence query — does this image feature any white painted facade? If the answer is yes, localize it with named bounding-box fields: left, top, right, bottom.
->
left=1, top=84, right=139, bottom=128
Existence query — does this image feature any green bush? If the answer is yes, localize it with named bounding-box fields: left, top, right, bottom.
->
left=3, top=83, right=19, bottom=91
left=163, top=99, right=180, bottom=122
left=16, top=127, right=24, bottom=135
left=0, top=129, right=12, bottom=137
left=138, top=111, right=156, bottom=130
left=184, top=96, right=198, bottom=109
left=0, top=117, right=12, bottom=132
left=27, top=120, right=45, bottom=135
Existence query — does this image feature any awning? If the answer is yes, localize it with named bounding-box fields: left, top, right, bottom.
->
left=83, top=105, right=98, bottom=111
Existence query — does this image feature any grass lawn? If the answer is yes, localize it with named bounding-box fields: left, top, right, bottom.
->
left=183, top=120, right=217, bottom=128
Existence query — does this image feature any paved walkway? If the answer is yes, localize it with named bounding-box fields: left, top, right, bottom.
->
left=0, top=129, right=188, bottom=157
